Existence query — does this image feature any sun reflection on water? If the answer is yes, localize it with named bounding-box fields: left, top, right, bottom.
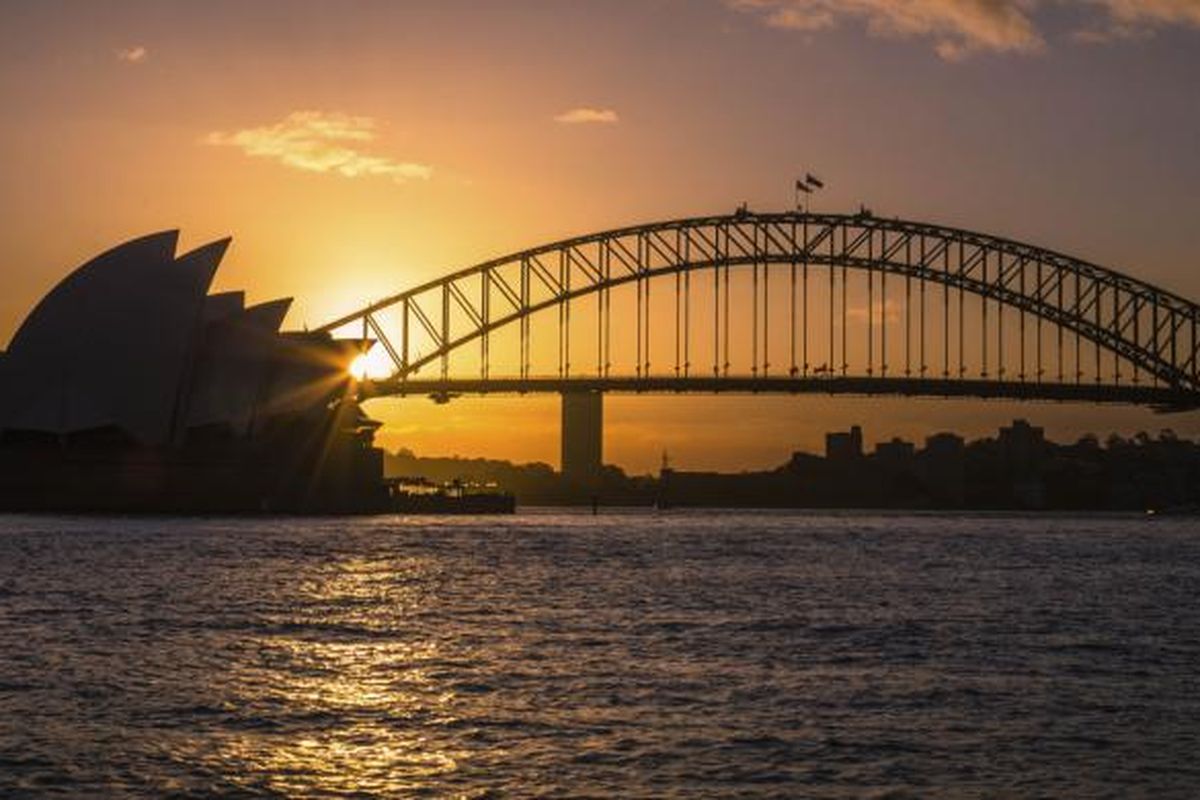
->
left=192, top=553, right=469, bottom=796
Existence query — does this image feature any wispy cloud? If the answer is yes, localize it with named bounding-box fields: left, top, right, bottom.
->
left=554, top=107, right=620, bottom=125
left=115, top=45, right=148, bottom=64
left=728, top=0, right=1043, bottom=60
left=847, top=298, right=902, bottom=325
left=1076, top=0, right=1200, bottom=42
left=729, top=0, right=1200, bottom=59
left=204, top=111, right=433, bottom=183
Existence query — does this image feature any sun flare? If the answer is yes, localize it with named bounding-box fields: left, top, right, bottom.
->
left=348, top=345, right=395, bottom=380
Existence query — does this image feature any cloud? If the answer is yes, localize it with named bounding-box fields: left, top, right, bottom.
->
left=728, top=0, right=1200, bottom=58
left=1076, top=0, right=1200, bottom=42
left=847, top=298, right=902, bottom=325
left=115, top=45, right=148, bottom=64
left=554, top=107, right=620, bottom=124
left=728, top=0, right=1043, bottom=59
left=204, top=111, right=432, bottom=183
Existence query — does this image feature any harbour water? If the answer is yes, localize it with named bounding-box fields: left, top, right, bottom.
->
left=1, top=511, right=1198, bottom=797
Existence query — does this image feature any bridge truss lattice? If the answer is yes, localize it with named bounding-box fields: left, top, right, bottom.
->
left=317, top=212, right=1200, bottom=410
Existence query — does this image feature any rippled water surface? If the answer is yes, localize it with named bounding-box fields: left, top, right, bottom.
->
left=1, top=511, right=1199, bottom=798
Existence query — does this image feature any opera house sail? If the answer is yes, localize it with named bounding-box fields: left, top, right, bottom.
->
left=0, top=232, right=387, bottom=513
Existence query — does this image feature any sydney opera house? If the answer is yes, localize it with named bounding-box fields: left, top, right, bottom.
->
left=0, top=232, right=387, bottom=513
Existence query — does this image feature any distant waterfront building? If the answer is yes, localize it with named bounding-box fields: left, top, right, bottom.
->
left=925, top=432, right=965, bottom=457
left=874, top=437, right=915, bottom=466
left=826, top=425, right=864, bottom=462
left=919, top=432, right=966, bottom=507
left=999, top=419, right=1046, bottom=466
left=997, top=419, right=1047, bottom=508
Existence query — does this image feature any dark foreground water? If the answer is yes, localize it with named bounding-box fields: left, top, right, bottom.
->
left=1, top=512, right=1199, bottom=798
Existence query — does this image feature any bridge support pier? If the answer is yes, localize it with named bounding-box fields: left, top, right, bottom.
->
left=561, top=390, right=603, bottom=490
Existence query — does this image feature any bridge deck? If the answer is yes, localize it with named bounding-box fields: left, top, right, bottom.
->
left=360, top=376, right=1199, bottom=411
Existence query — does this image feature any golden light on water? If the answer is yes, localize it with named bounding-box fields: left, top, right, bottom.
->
left=188, top=554, right=470, bottom=796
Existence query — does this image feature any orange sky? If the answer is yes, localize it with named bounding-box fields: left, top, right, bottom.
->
left=2, top=1, right=1199, bottom=472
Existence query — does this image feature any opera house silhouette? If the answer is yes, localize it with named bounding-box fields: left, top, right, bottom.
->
left=0, top=232, right=387, bottom=513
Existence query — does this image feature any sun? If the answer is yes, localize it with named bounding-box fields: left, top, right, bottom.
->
left=348, top=345, right=395, bottom=380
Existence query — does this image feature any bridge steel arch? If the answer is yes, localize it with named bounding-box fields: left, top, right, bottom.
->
left=317, top=211, right=1200, bottom=410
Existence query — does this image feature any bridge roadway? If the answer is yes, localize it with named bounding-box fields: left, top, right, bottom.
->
left=360, top=375, right=1200, bottom=412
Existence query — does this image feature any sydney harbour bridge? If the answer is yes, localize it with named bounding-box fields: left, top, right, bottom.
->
left=317, top=210, right=1200, bottom=481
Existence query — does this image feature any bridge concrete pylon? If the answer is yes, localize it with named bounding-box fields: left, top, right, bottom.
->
left=561, top=390, right=603, bottom=489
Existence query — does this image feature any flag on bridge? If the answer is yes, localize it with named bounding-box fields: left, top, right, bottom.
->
left=805, top=173, right=825, bottom=189
left=795, top=180, right=813, bottom=193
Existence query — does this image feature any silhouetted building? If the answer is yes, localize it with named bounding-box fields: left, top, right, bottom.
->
left=997, top=419, right=1047, bottom=508
left=0, top=231, right=386, bottom=513
left=826, top=425, right=863, bottom=461
left=918, top=432, right=966, bottom=507
left=925, top=432, right=965, bottom=456
left=999, top=419, right=1046, bottom=472
left=875, top=437, right=915, bottom=466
